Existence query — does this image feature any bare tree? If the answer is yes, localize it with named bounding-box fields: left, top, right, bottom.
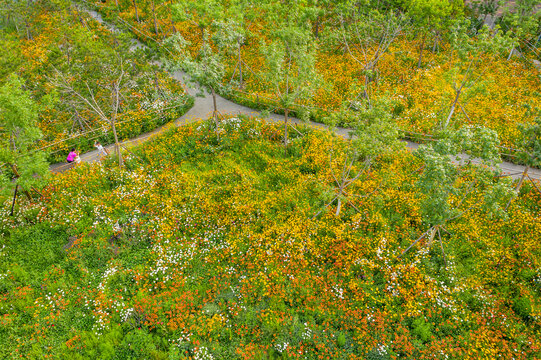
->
left=312, top=148, right=371, bottom=218
left=400, top=126, right=514, bottom=266
left=133, top=0, right=140, bottom=23
left=51, top=61, right=129, bottom=167
left=338, top=7, right=406, bottom=109
left=151, top=0, right=159, bottom=36
left=313, top=97, right=404, bottom=217
left=442, top=22, right=513, bottom=129
left=505, top=116, right=541, bottom=209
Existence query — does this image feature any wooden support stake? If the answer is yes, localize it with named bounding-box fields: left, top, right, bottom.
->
left=10, top=184, right=18, bottom=216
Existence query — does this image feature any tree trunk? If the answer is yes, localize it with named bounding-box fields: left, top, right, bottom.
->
left=284, top=108, right=289, bottom=148
left=238, top=40, right=243, bottom=89
left=427, top=226, right=437, bottom=247
left=505, top=166, right=529, bottom=210
left=445, top=103, right=456, bottom=129
left=24, top=19, right=32, bottom=40
left=133, top=0, right=139, bottom=23
left=507, top=47, right=515, bottom=60
left=76, top=115, right=86, bottom=131
left=211, top=87, right=218, bottom=128
left=363, top=74, right=371, bottom=109
left=444, top=88, right=461, bottom=129
left=432, top=31, right=439, bottom=53
left=200, top=26, right=205, bottom=46
left=169, top=0, right=177, bottom=33
left=154, top=71, right=163, bottom=94
left=10, top=184, right=18, bottom=216
left=335, top=197, right=342, bottom=217
left=151, top=0, right=158, bottom=35
left=65, top=40, right=71, bottom=67
left=111, top=120, right=123, bottom=167
left=437, top=227, right=447, bottom=267
left=314, top=15, right=320, bottom=38
left=10, top=164, right=31, bottom=199
left=417, top=30, right=427, bottom=69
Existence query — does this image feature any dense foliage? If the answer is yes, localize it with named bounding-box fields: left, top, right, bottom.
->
left=1, top=118, right=540, bottom=358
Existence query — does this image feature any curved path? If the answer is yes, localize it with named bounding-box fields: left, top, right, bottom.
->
left=50, top=7, right=541, bottom=181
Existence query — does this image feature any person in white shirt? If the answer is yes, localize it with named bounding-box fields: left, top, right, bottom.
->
left=94, top=141, right=108, bottom=159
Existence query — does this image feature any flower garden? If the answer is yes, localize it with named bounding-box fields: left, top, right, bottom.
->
left=1, top=118, right=540, bottom=358
left=0, top=2, right=193, bottom=162
left=1, top=0, right=541, bottom=358
left=83, top=0, right=541, bottom=151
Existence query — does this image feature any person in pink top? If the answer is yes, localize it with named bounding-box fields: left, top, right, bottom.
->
left=66, top=148, right=78, bottom=163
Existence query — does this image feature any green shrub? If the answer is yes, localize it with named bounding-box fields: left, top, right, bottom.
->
left=411, top=318, right=433, bottom=343
left=512, top=297, right=532, bottom=321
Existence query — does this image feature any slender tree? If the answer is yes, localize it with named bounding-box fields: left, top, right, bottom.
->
left=505, top=116, right=541, bottom=209
left=171, top=0, right=223, bottom=46
left=132, top=0, right=140, bottom=23
left=0, top=76, right=49, bottom=209
left=214, top=0, right=257, bottom=90
left=401, top=0, right=463, bottom=68
left=164, top=31, right=228, bottom=129
left=52, top=59, right=131, bottom=167
left=499, top=0, right=541, bottom=58
left=258, top=0, right=322, bottom=148
left=336, top=4, right=406, bottom=108
left=315, top=97, right=404, bottom=217
left=150, top=0, right=159, bottom=36
left=262, top=30, right=319, bottom=147
left=401, top=126, right=515, bottom=265
left=0, top=0, right=37, bottom=40
left=212, top=18, right=247, bottom=90
left=442, top=21, right=512, bottom=129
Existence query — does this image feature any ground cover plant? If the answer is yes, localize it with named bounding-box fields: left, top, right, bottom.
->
left=82, top=0, right=540, bottom=153
left=1, top=117, right=540, bottom=359
left=0, top=0, right=193, bottom=163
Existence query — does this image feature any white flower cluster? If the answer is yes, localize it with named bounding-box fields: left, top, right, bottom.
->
left=120, top=307, right=134, bottom=323
left=98, top=265, right=118, bottom=290
left=221, top=117, right=242, bottom=129
left=275, top=342, right=289, bottom=353
left=533, top=269, right=541, bottom=289
left=170, top=330, right=192, bottom=348
left=193, top=346, right=214, bottom=360
left=349, top=101, right=364, bottom=112
left=374, top=343, right=388, bottom=356
left=386, top=268, right=402, bottom=298
left=112, top=221, right=122, bottom=233
left=93, top=309, right=109, bottom=336
left=140, top=99, right=166, bottom=111
left=247, top=127, right=261, bottom=138
left=332, top=284, right=345, bottom=299
left=41, top=289, right=66, bottom=312
left=302, top=323, right=312, bottom=340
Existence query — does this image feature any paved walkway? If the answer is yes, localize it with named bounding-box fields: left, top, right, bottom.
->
left=51, top=6, right=541, bottom=181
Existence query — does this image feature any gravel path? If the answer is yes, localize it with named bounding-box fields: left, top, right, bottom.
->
left=50, top=6, right=541, bottom=181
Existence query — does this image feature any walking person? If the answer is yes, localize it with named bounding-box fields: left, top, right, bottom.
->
left=94, top=141, right=109, bottom=159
